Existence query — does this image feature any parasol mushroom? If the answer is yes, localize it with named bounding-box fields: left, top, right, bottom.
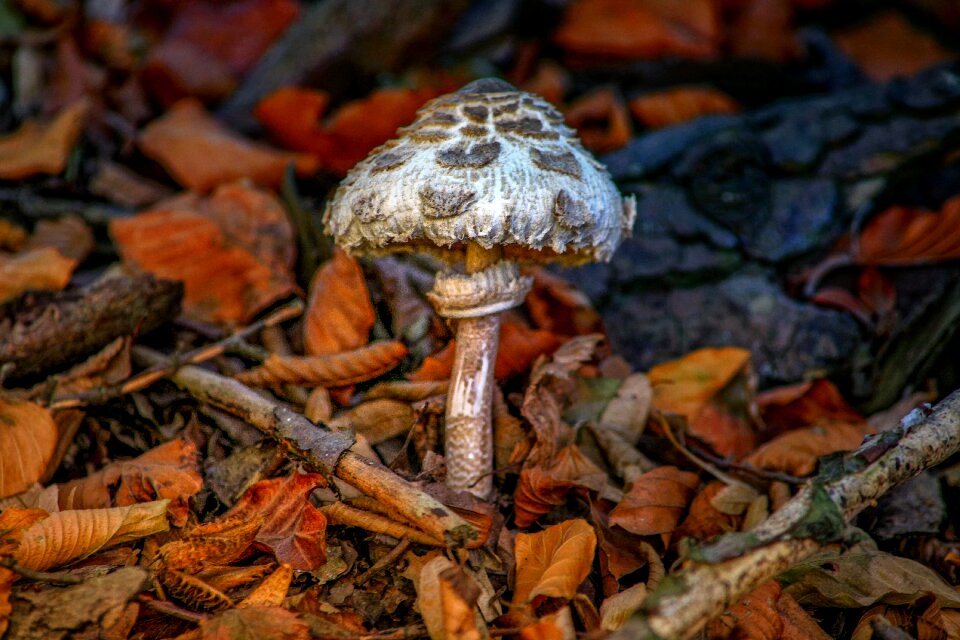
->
left=324, top=78, right=635, bottom=498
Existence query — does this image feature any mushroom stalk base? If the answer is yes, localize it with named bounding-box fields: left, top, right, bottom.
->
left=445, top=313, right=500, bottom=497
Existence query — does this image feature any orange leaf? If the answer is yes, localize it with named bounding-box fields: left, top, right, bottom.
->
left=0, top=508, right=51, bottom=555
left=564, top=87, right=632, bottom=153
left=0, top=397, right=58, bottom=499
left=57, top=439, right=202, bottom=527
left=236, top=340, right=408, bottom=387
left=304, top=248, right=375, bottom=356
left=834, top=10, right=958, bottom=82
left=525, top=267, right=604, bottom=336
left=513, top=519, right=597, bottom=605
left=515, top=445, right=607, bottom=527
left=417, top=556, right=483, bottom=640
left=743, top=420, right=874, bottom=476
left=856, top=195, right=960, bottom=265
left=239, top=564, right=294, bottom=608
left=629, top=86, right=739, bottom=129
left=111, top=182, right=296, bottom=325
left=553, top=0, right=718, bottom=60
left=758, top=379, right=865, bottom=437
left=225, top=472, right=329, bottom=570
left=0, top=247, right=77, bottom=304
left=256, top=84, right=450, bottom=176
left=139, top=98, right=318, bottom=192
left=724, top=0, right=800, bottom=63
left=707, top=579, right=784, bottom=640
left=0, top=100, right=88, bottom=180
left=199, top=606, right=310, bottom=640
left=609, top=466, right=699, bottom=540
left=675, top=480, right=742, bottom=542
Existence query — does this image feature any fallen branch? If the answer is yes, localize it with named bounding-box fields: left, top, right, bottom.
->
left=133, top=346, right=478, bottom=546
left=612, top=390, right=960, bottom=640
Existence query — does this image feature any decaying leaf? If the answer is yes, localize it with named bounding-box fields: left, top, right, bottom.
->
left=139, top=98, right=317, bottom=191
left=609, top=466, right=700, bottom=541
left=0, top=396, right=59, bottom=499
left=513, top=519, right=597, bottom=605
left=57, top=438, right=202, bottom=526
left=0, top=99, right=88, bottom=180
left=14, top=500, right=170, bottom=571
left=304, top=248, right=375, bottom=356
left=236, top=340, right=408, bottom=388
left=161, top=568, right=235, bottom=610
left=25, top=215, right=95, bottom=262
left=0, top=247, right=78, bottom=304
left=224, top=472, right=328, bottom=570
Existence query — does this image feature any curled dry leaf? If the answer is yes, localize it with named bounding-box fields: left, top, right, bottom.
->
left=30, top=336, right=131, bottom=403
left=609, top=466, right=700, bottom=540
left=364, top=380, right=449, bottom=402
left=629, top=86, right=739, bottom=129
left=600, top=582, right=648, bottom=631
left=327, top=399, right=415, bottom=445
left=158, top=517, right=262, bottom=573
left=514, top=445, right=607, bottom=527
left=0, top=99, right=88, bottom=180
left=513, top=519, right=597, bottom=605
left=139, top=98, right=318, bottom=192
left=416, top=556, right=484, bottom=640
left=707, top=579, right=784, bottom=640
left=198, top=564, right=274, bottom=595
left=0, top=396, right=58, bottom=499
left=239, top=563, right=293, bottom=608
left=304, top=248, right=375, bottom=356
left=0, top=247, right=77, bottom=304
left=14, top=500, right=170, bottom=571
left=590, top=501, right=662, bottom=596
left=743, top=420, right=874, bottom=476
left=161, top=568, right=235, bottom=611
left=525, top=267, right=603, bottom=337
left=57, top=438, right=202, bottom=526
left=111, top=182, right=296, bottom=325
left=236, top=340, right=408, bottom=388
left=675, top=481, right=743, bottom=543
left=224, top=472, right=329, bottom=570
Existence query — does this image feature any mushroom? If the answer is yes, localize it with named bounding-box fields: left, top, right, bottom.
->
left=324, top=78, right=635, bottom=498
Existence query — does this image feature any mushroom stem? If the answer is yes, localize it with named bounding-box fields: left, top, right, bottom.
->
left=445, top=243, right=503, bottom=498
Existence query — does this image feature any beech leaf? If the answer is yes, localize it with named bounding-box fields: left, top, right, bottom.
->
left=514, top=519, right=597, bottom=605
left=0, top=397, right=59, bottom=499
left=304, top=248, right=375, bottom=356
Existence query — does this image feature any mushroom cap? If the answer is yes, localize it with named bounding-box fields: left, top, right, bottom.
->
left=323, top=78, right=635, bottom=266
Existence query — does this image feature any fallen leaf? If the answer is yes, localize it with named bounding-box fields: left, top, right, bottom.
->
left=304, top=248, right=375, bottom=356
left=629, top=86, right=739, bottom=129
left=24, top=215, right=95, bottom=262
left=514, top=445, right=607, bottom=527
left=724, top=0, right=801, bottom=62
left=648, top=347, right=759, bottom=458
left=609, top=466, right=699, bottom=541
left=675, top=480, right=742, bottom=542
left=225, top=472, right=329, bottom=570
left=139, top=98, right=318, bottom=191
left=707, top=579, right=784, bottom=640
left=57, top=439, right=202, bottom=526
left=855, top=195, right=960, bottom=265
left=590, top=501, right=661, bottom=596
left=513, top=519, right=597, bottom=605
left=564, top=87, right=632, bottom=153
left=599, top=582, right=648, bottom=631
left=0, top=396, right=58, bottom=499
left=327, top=399, right=415, bottom=445
left=14, top=500, right=170, bottom=571
left=553, top=0, right=718, bottom=60
left=236, top=340, right=408, bottom=388
left=834, top=10, right=957, bottom=82
left=0, top=100, right=88, bottom=179
left=743, top=420, right=874, bottom=476
left=0, top=247, right=77, bottom=304
left=777, top=590, right=832, bottom=639
left=525, top=267, right=604, bottom=336
left=159, top=518, right=262, bottom=573
left=758, top=378, right=866, bottom=438
left=199, top=606, right=310, bottom=640
left=239, top=564, right=293, bottom=608
left=111, top=182, right=296, bottom=325
left=416, top=556, right=483, bottom=640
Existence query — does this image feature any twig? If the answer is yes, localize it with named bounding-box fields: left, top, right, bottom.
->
left=655, top=412, right=753, bottom=491
left=612, top=389, right=960, bottom=640
left=321, top=502, right=442, bottom=547
left=132, top=347, right=478, bottom=546
left=0, top=558, right=83, bottom=584
left=139, top=595, right=209, bottom=624
left=48, top=300, right=304, bottom=410
left=356, top=539, right=412, bottom=585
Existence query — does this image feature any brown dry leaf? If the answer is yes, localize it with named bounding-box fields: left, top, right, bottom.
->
left=364, top=380, right=449, bottom=402
left=854, top=195, right=960, bottom=265
left=0, top=219, right=27, bottom=251
left=417, top=556, right=483, bottom=640
left=14, top=499, right=170, bottom=571
left=57, top=438, right=202, bottom=526
left=197, top=564, right=274, bottom=595
left=198, top=606, right=310, bottom=640
left=0, top=100, right=88, bottom=179
left=522, top=335, right=603, bottom=468
left=609, top=466, right=700, bottom=540
left=25, top=215, right=95, bottom=262
left=514, top=445, right=607, bottom=527
left=707, top=579, right=783, bottom=640
left=139, top=98, right=317, bottom=192
left=32, top=336, right=131, bottom=403
left=648, top=347, right=758, bottom=458
left=599, top=582, right=648, bottom=631
left=327, top=399, right=415, bottom=445
left=553, top=0, right=718, bottom=60
left=834, top=10, right=957, bottom=82
left=599, top=372, right=652, bottom=444
left=237, top=340, right=408, bottom=388
left=0, top=507, right=51, bottom=555
left=161, top=568, right=235, bottom=611
left=158, top=517, right=262, bottom=573
left=777, top=591, right=832, bottom=640
left=513, top=519, right=597, bottom=605
left=758, top=379, right=866, bottom=437
left=743, top=420, right=874, bottom=476
left=564, top=87, right=632, bottom=153
left=224, top=472, right=328, bottom=570
left=0, top=396, right=58, bottom=499
left=111, top=182, right=296, bottom=325
left=629, top=86, right=739, bottom=129
left=724, top=0, right=801, bottom=62
left=590, top=500, right=661, bottom=596
left=0, top=247, right=77, bottom=304
left=675, top=480, right=742, bottom=542
left=525, top=267, right=604, bottom=337
left=304, top=248, right=375, bottom=356
left=239, top=564, right=293, bottom=608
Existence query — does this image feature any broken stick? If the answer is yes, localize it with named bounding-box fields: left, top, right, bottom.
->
left=611, top=389, right=960, bottom=640
left=134, top=346, right=479, bottom=546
